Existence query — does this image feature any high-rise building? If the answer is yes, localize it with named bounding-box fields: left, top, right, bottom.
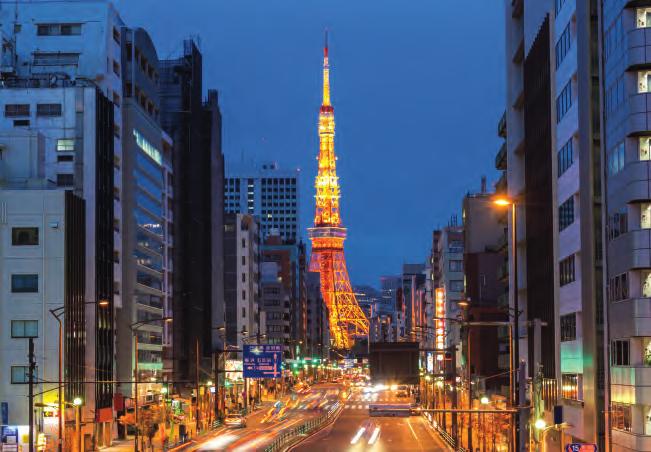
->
left=225, top=162, right=300, bottom=242
left=306, top=272, right=329, bottom=360
left=402, top=263, right=426, bottom=342
left=503, top=1, right=606, bottom=449
left=0, top=0, right=122, bottom=441
left=114, top=26, right=175, bottom=426
left=223, top=213, right=261, bottom=348
left=600, top=2, right=651, bottom=450
left=159, top=40, right=225, bottom=399
left=260, top=262, right=291, bottom=350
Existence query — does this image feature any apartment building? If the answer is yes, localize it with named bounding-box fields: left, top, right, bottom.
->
left=224, top=213, right=261, bottom=349
left=503, top=0, right=606, bottom=449
left=601, top=2, right=651, bottom=450
left=225, top=161, right=300, bottom=242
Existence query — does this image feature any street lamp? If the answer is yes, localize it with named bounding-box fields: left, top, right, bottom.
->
left=73, top=397, right=83, bottom=452
left=493, top=195, right=521, bottom=452
left=129, top=317, right=173, bottom=452
left=49, top=300, right=109, bottom=452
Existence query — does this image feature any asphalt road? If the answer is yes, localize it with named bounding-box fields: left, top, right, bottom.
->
left=293, top=388, right=450, bottom=452
left=178, top=384, right=342, bottom=451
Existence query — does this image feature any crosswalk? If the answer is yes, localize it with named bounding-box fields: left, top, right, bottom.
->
left=344, top=404, right=370, bottom=410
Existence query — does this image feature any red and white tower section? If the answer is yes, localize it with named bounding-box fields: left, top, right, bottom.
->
left=308, top=33, right=369, bottom=349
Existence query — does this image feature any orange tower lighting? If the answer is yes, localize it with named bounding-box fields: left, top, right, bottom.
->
left=308, top=32, right=369, bottom=350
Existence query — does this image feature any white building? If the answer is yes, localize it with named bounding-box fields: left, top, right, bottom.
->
left=225, top=162, right=300, bottom=242
left=0, top=189, right=85, bottom=450
left=0, top=1, right=125, bottom=447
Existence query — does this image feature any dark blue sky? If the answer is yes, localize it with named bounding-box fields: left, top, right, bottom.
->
left=115, top=0, right=506, bottom=287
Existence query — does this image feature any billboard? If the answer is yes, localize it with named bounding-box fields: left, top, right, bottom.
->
left=369, top=342, right=420, bottom=385
left=243, top=344, right=283, bottom=378
left=225, top=359, right=243, bottom=382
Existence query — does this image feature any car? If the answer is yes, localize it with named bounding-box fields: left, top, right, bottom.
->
left=224, top=414, right=246, bottom=428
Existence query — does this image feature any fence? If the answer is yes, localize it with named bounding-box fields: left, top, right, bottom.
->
left=263, top=402, right=342, bottom=452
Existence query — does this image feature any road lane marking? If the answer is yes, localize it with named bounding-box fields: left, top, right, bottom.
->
left=407, top=418, right=419, bottom=441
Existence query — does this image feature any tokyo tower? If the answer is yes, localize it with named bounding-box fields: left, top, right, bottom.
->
left=308, top=32, right=369, bottom=350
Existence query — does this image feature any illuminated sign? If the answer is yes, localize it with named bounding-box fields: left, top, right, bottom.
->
left=426, top=352, right=434, bottom=373
left=435, top=288, right=445, bottom=359
left=225, top=359, right=243, bottom=382
left=133, top=129, right=162, bottom=166
left=243, top=345, right=283, bottom=378
left=565, top=445, right=597, bottom=452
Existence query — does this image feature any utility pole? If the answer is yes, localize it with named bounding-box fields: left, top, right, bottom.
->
left=28, top=337, right=36, bottom=452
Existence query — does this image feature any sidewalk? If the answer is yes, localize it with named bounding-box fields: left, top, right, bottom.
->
left=100, top=402, right=274, bottom=452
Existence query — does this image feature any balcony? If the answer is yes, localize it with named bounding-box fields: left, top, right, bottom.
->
left=495, top=171, right=507, bottom=194
left=609, top=297, right=651, bottom=337
left=611, top=366, right=651, bottom=405
left=498, top=111, right=507, bottom=138
left=495, top=142, right=507, bottom=171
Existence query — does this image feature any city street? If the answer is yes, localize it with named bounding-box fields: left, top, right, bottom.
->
left=175, top=383, right=342, bottom=451
left=293, top=387, right=450, bottom=452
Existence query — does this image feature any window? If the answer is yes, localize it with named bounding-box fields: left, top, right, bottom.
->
left=612, top=403, right=632, bottom=432
left=557, top=139, right=574, bottom=176
left=13, top=119, right=29, bottom=127
left=559, top=196, right=575, bottom=231
left=241, top=256, right=246, bottom=266
left=608, top=273, right=629, bottom=302
left=560, top=313, right=576, bottom=341
left=555, top=0, right=567, bottom=14
left=32, top=52, right=79, bottom=66
left=640, top=137, right=651, bottom=161
left=11, top=366, right=37, bottom=384
left=57, top=138, right=75, bottom=152
left=112, top=60, right=120, bottom=76
left=36, top=23, right=81, bottom=36
left=640, top=70, right=651, bottom=93
left=556, top=81, right=572, bottom=123
left=112, top=27, right=121, bottom=43
left=555, top=23, right=571, bottom=69
left=242, top=290, right=246, bottom=300
left=5, top=104, right=29, bottom=117
left=559, top=255, right=576, bottom=286
left=561, top=374, right=582, bottom=401
left=638, top=8, right=651, bottom=28
left=608, top=141, right=625, bottom=176
left=608, top=212, right=628, bottom=241
left=449, top=280, right=464, bottom=292
left=36, top=103, right=62, bottom=117
left=11, top=320, right=38, bottom=338
left=12, top=227, right=38, bottom=246
left=56, top=174, right=74, bottom=187
left=642, top=271, right=651, bottom=298
left=57, top=155, right=73, bottom=163
left=267, top=312, right=283, bottom=320
left=612, top=339, right=630, bottom=366
left=242, top=273, right=246, bottom=283
left=641, top=203, right=651, bottom=229
left=242, top=307, right=246, bottom=318
left=604, top=14, right=623, bottom=61
left=449, top=260, right=463, bottom=272
left=11, top=274, right=38, bottom=293
left=605, top=75, right=626, bottom=118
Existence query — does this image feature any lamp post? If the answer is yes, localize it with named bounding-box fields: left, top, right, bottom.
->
left=73, top=397, right=83, bottom=452
left=129, top=316, right=173, bottom=452
left=49, top=300, right=109, bottom=452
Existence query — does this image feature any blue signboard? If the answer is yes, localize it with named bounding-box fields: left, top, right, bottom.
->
left=566, top=444, right=597, bottom=452
left=243, top=345, right=283, bottom=378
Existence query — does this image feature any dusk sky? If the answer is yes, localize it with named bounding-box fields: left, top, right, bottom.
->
left=115, top=0, right=506, bottom=287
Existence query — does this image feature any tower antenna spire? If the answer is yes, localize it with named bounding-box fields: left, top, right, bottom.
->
left=322, top=29, right=330, bottom=106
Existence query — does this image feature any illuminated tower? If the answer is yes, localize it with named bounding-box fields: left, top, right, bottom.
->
left=308, top=33, right=369, bottom=349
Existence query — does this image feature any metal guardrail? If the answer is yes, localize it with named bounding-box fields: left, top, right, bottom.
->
left=263, top=403, right=342, bottom=452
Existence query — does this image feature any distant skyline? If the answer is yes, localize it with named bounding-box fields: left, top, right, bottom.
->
left=115, top=0, right=506, bottom=286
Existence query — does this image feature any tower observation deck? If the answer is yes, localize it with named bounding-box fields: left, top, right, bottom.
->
left=308, top=32, right=369, bottom=350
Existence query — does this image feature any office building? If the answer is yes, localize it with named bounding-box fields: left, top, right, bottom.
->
left=260, top=262, right=291, bottom=349
left=306, top=272, right=329, bottom=359
left=261, top=234, right=308, bottom=348
left=114, top=26, right=175, bottom=424
left=223, top=213, right=261, bottom=348
left=0, top=2, right=124, bottom=445
left=225, top=161, right=300, bottom=242
left=159, top=39, right=225, bottom=398
left=600, top=2, right=651, bottom=450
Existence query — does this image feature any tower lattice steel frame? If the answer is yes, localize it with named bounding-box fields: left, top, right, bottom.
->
left=308, top=33, right=369, bottom=349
